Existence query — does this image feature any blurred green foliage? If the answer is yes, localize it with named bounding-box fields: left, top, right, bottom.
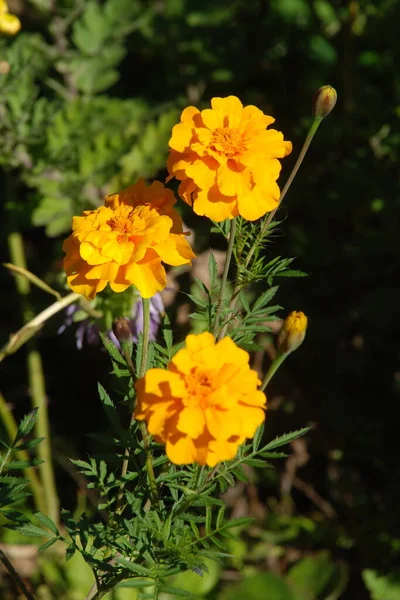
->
left=1, top=0, right=400, bottom=598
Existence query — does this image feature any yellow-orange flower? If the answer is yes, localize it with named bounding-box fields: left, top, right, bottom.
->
left=167, top=96, right=292, bottom=222
left=135, top=332, right=266, bottom=466
left=0, top=0, right=21, bottom=35
left=63, top=179, right=195, bottom=300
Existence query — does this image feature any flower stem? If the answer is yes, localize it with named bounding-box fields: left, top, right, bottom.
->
left=219, top=117, right=323, bottom=339
left=0, top=392, right=45, bottom=513
left=246, top=116, right=322, bottom=270
left=7, top=229, right=60, bottom=527
left=137, top=298, right=158, bottom=504
left=260, top=350, right=288, bottom=392
left=139, top=297, right=150, bottom=378
left=213, top=218, right=237, bottom=339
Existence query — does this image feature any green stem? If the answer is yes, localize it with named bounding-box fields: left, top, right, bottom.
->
left=213, top=218, right=237, bottom=339
left=0, top=549, right=36, bottom=600
left=139, top=297, right=150, bottom=378
left=260, top=351, right=288, bottom=392
left=0, top=393, right=45, bottom=513
left=7, top=230, right=59, bottom=526
left=116, top=298, right=157, bottom=514
left=138, top=297, right=158, bottom=505
left=220, top=117, right=323, bottom=338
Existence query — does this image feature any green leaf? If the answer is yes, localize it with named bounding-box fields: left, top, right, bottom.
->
left=252, top=423, right=264, bottom=452
left=14, top=408, right=38, bottom=445
left=362, top=570, right=400, bottom=600
left=287, top=552, right=338, bottom=600
left=35, top=511, right=59, bottom=535
left=262, top=427, right=311, bottom=452
left=223, top=572, right=299, bottom=600
left=100, top=333, right=126, bottom=365
left=116, top=557, right=153, bottom=576
left=12, top=523, right=51, bottom=538
left=38, top=537, right=58, bottom=552
left=158, top=584, right=193, bottom=597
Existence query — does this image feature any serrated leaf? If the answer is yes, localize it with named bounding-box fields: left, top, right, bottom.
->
left=116, top=557, right=153, bottom=576
left=35, top=512, right=59, bottom=535
left=14, top=408, right=38, bottom=444
left=252, top=423, right=265, bottom=452
left=100, top=333, right=126, bottom=365
left=158, top=584, right=193, bottom=597
left=262, top=427, right=311, bottom=452
left=38, top=537, right=58, bottom=552
left=13, top=523, right=51, bottom=537
left=252, top=286, right=278, bottom=312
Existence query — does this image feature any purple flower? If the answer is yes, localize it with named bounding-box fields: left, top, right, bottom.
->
left=59, top=295, right=164, bottom=351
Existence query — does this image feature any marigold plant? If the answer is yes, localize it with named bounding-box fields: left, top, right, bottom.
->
left=135, top=331, right=267, bottom=467
left=167, top=95, right=292, bottom=221
left=63, top=179, right=195, bottom=299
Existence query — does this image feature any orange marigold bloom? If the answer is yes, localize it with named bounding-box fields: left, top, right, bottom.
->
left=135, top=332, right=266, bottom=466
left=167, top=96, right=292, bottom=222
left=63, top=179, right=195, bottom=300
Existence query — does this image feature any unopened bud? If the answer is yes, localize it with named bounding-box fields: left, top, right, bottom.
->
left=312, top=85, right=337, bottom=118
left=112, top=317, right=132, bottom=344
left=277, top=311, right=308, bottom=354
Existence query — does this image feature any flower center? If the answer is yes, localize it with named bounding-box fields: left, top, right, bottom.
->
left=209, top=127, right=245, bottom=157
left=107, top=206, right=145, bottom=244
left=185, top=367, right=214, bottom=410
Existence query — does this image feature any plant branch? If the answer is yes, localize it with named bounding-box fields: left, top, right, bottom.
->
left=0, top=548, right=36, bottom=600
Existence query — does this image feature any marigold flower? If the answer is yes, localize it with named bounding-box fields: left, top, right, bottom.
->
left=135, top=332, right=266, bottom=466
left=0, top=0, right=21, bottom=35
left=63, top=179, right=195, bottom=300
left=167, top=95, right=292, bottom=222
left=277, top=310, right=308, bottom=354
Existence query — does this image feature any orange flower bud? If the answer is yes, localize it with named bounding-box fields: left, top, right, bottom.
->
left=312, top=85, right=337, bottom=118
left=277, top=311, right=308, bottom=354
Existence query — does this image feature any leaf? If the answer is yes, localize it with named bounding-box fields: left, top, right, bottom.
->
left=223, top=572, right=299, bottom=600
left=38, top=537, right=58, bottom=552
left=252, top=286, right=278, bottom=312
left=14, top=408, right=38, bottom=445
left=100, top=333, right=126, bottom=365
left=287, top=552, right=339, bottom=600
left=12, top=523, right=51, bottom=538
left=262, top=427, right=311, bottom=452
left=116, top=557, right=153, bottom=576
left=208, top=252, right=218, bottom=289
left=362, top=570, right=400, bottom=600
left=35, top=512, right=59, bottom=535
left=252, top=423, right=264, bottom=452
left=158, top=584, right=193, bottom=597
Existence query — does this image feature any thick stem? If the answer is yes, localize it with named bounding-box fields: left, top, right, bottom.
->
left=139, top=297, right=150, bottom=378
left=7, top=230, right=60, bottom=526
left=213, top=218, right=236, bottom=339
left=0, top=393, right=45, bottom=513
left=0, top=549, right=36, bottom=600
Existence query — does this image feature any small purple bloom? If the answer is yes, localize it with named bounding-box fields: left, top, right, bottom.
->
left=59, top=294, right=164, bottom=351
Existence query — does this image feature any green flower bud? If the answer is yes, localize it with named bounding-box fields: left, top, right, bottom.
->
left=277, top=311, right=308, bottom=354
left=312, top=85, right=337, bottom=118
left=112, top=317, right=132, bottom=344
